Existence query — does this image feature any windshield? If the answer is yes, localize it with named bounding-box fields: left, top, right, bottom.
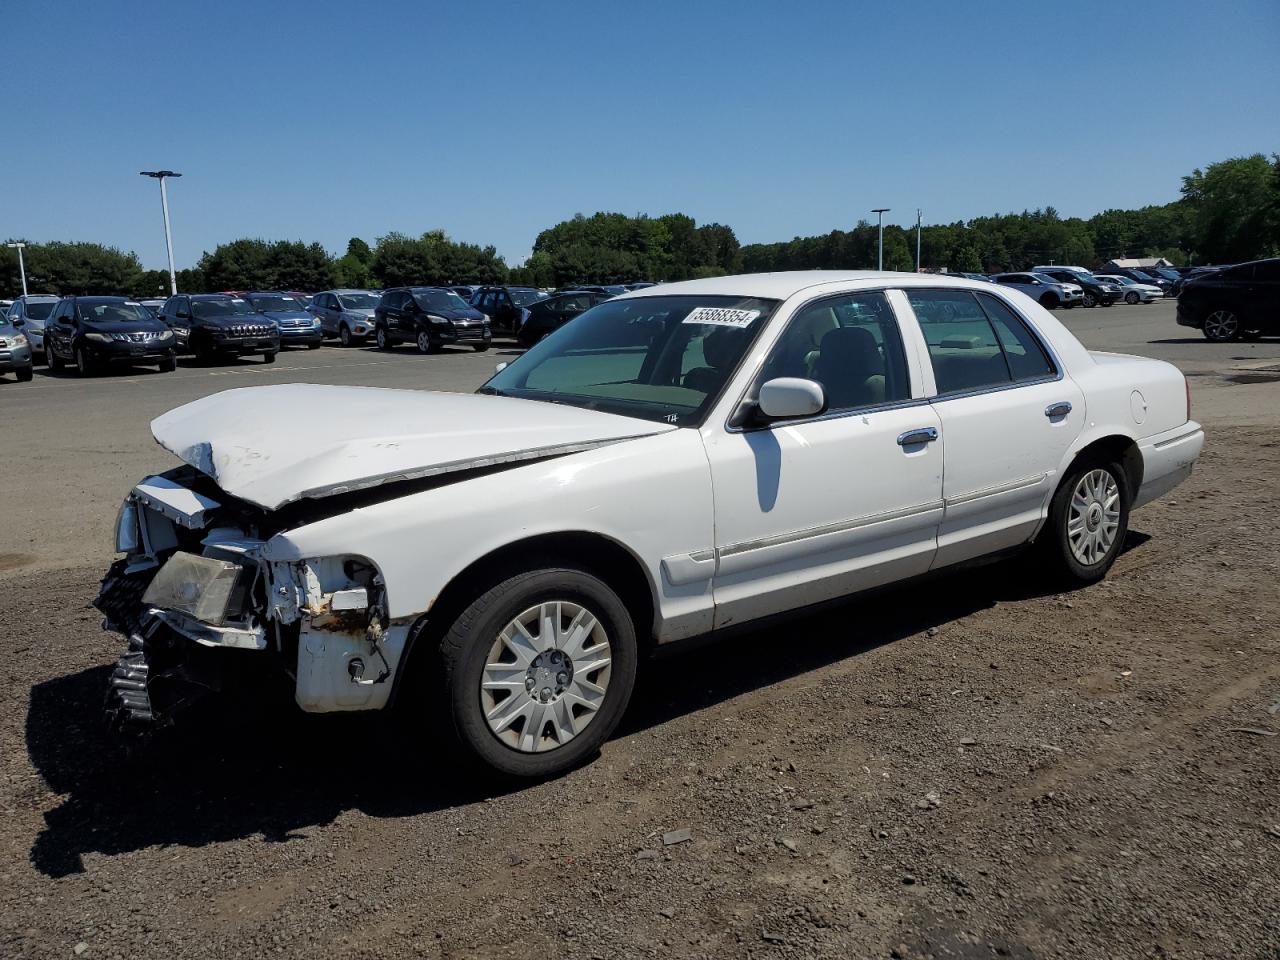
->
left=1031, top=273, right=1062, bottom=284
left=338, top=293, right=380, bottom=309
left=1130, top=271, right=1157, bottom=282
left=249, top=295, right=305, bottom=313
left=510, top=289, right=545, bottom=306
left=482, top=295, right=778, bottom=426
left=191, top=299, right=255, bottom=319
left=77, top=300, right=153, bottom=324
left=413, top=290, right=471, bottom=312
left=25, top=301, right=57, bottom=321
left=1153, top=268, right=1180, bottom=281
left=1104, top=276, right=1132, bottom=285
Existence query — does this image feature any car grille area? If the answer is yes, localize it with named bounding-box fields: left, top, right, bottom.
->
left=220, top=324, right=274, bottom=338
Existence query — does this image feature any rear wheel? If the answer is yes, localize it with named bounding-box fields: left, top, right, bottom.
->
left=1039, top=457, right=1129, bottom=587
left=430, top=566, right=638, bottom=779
left=1202, top=308, right=1240, bottom=342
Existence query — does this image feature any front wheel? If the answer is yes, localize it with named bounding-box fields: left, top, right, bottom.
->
left=158, top=353, right=176, bottom=373
left=307, top=341, right=322, bottom=350
left=1039, top=293, right=1060, bottom=310
left=376, top=325, right=393, bottom=350
left=1039, top=458, right=1130, bottom=587
left=432, top=567, right=638, bottom=779
left=1082, top=293, right=1097, bottom=308
left=1202, top=308, right=1240, bottom=343
left=339, top=324, right=352, bottom=347
left=75, top=347, right=97, bottom=377
left=1124, top=291, right=1139, bottom=305
left=16, top=366, right=33, bottom=382
left=47, top=346, right=65, bottom=371
left=261, top=351, right=277, bottom=364
left=416, top=331, right=434, bottom=354
left=473, top=342, right=491, bottom=352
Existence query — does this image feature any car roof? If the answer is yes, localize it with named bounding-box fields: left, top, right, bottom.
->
left=20, top=294, right=60, bottom=301
left=190, top=293, right=239, bottom=299
left=615, top=270, right=973, bottom=301
left=323, top=288, right=377, bottom=295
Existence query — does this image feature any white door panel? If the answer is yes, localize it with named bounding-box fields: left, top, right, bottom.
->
left=931, top=379, right=1085, bottom=568
left=705, top=406, right=943, bottom=628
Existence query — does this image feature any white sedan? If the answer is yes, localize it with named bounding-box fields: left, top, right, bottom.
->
left=98, top=272, right=1204, bottom=777
left=1096, top=274, right=1163, bottom=304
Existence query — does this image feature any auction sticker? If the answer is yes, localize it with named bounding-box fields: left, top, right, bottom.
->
left=682, top=306, right=760, bottom=328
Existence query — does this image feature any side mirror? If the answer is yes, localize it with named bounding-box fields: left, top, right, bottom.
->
left=757, top=378, right=826, bottom=421
left=11, top=317, right=23, bottom=327
left=176, top=310, right=191, bottom=320
left=494, top=361, right=509, bottom=374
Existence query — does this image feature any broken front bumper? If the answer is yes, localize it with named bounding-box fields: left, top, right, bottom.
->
left=97, top=470, right=409, bottom=733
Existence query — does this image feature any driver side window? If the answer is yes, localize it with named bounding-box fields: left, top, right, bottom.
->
left=761, top=292, right=910, bottom=413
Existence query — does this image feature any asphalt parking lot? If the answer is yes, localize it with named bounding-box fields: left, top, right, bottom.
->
left=2, top=300, right=1279, bottom=959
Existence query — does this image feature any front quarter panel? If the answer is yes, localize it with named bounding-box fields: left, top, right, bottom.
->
left=262, top=427, right=716, bottom=642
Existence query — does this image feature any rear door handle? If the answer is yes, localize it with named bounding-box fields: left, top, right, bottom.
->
left=897, top=427, right=939, bottom=446
left=1045, top=401, right=1073, bottom=419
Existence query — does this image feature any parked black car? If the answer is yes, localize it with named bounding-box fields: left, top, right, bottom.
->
left=44, top=296, right=177, bottom=376
left=244, top=291, right=324, bottom=349
left=156, top=294, right=279, bottom=363
left=469, top=286, right=546, bottom=334
left=1036, top=268, right=1122, bottom=308
left=567, top=284, right=630, bottom=297
left=374, top=287, right=491, bottom=353
left=516, top=290, right=614, bottom=347
left=1176, top=258, right=1280, bottom=342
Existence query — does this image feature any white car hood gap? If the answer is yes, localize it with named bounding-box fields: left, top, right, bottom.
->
left=151, top=384, right=674, bottom=510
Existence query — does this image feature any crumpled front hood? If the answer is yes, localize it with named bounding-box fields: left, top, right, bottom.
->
left=150, top=383, right=673, bottom=510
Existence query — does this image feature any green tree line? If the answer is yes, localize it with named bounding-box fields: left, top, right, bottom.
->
left=5, top=153, right=1276, bottom=298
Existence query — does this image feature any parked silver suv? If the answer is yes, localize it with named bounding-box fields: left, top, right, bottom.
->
left=309, top=289, right=381, bottom=346
left=990, top=272, right=1083, bottom=309
left=4, top=294, right=59, bottom=359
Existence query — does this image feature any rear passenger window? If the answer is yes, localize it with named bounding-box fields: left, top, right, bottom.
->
left=976, top=293, right=1055, bottom=381
left=907, top=290, right=1056, bottom=395
left=762, top=291, right=910, bottom=413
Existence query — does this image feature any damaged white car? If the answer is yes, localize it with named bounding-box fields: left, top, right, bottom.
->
left=98, top=273, right=1204, bottom=777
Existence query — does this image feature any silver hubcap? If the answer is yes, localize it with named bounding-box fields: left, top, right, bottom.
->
left=1068, top=469, right=1121, bottom=566
left=481, top=600, right=612, bottom=753
left=418, top=332, right=430, bottom=352
left=1204, top=310, right=1237, bottom=340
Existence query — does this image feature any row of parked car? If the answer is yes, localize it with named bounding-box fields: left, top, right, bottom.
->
left=0, top=282, right=653, bottom=380
left=945, top=266, right=1172, bottom=310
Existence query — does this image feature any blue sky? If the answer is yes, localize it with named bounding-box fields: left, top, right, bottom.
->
left=5, top=0, right=1277, bottom=270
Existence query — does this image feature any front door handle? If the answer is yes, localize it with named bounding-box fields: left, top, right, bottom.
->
left=1045, top=401, right=1073, bottom=419
left=897, top=427, right=939, bottom=446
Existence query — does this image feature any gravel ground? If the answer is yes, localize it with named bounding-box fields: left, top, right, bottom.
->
left=2, top=306, right=1278, bottom=959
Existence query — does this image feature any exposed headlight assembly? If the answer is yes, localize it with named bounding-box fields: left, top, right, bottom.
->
left=142, top=551, right=253, bottom=626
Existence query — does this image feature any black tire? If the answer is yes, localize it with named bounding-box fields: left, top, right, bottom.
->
left=16, top=366, right=33, bottom=382
left=432, top=566, right=638, bottom=779
left=1082, top=293, right=1097, bottom=308
left=1124, top=291, right=1139, bottom=305
left=1100, top=300, right=1114, bottom=308
left=158, top=353, right=176, bottom=373
left=339, top=323, right=352, bottom=347
left=1202, top=308, right=1241, bottom=343
left=416, top=331, right=434, bottom=355
left=1039, top=293, right=1060, bottom=310
left=473, top=342, right=491, bottom=352
left=75, top=347, right=97, bottom=377
left=261, top=351, right=277, bottom=364
left=376, top=325, right=393, bottom=350
left=1039, top=455, right=1130, bottom=587
left=307, top=341, right=322, bottom=350
left=47, top=344, right=64, bottom=371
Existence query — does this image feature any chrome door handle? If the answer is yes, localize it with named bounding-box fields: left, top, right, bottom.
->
left=1045, top=401, right=1073, bottom=419
left=897, top=427, right=939, bottom=446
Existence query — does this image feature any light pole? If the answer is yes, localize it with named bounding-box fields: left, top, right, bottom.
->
left=871, top=208, right=890, bottom=270
left=915, top=209, right=922, bottom=273
left=5, top=242, right=27, bottom=297
left=140, top=170, right=182, bottom=294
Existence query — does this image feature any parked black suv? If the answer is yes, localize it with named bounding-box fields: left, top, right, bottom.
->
left=44, top=296, right=177, bottom=376
left=469, top=286, right=546, bottom=335
left=1176, top=258, right=1280, bottom=342
left=374, top=287, right=491, bottom=353
left=156, top=294, right=280, bottom=362
left=516, top=290, right=613, bottom=347
left=1036, top=268, right=1122, bottom=308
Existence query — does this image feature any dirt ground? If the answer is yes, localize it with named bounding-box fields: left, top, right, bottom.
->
left=1, top=310, right=1278, bottom=959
